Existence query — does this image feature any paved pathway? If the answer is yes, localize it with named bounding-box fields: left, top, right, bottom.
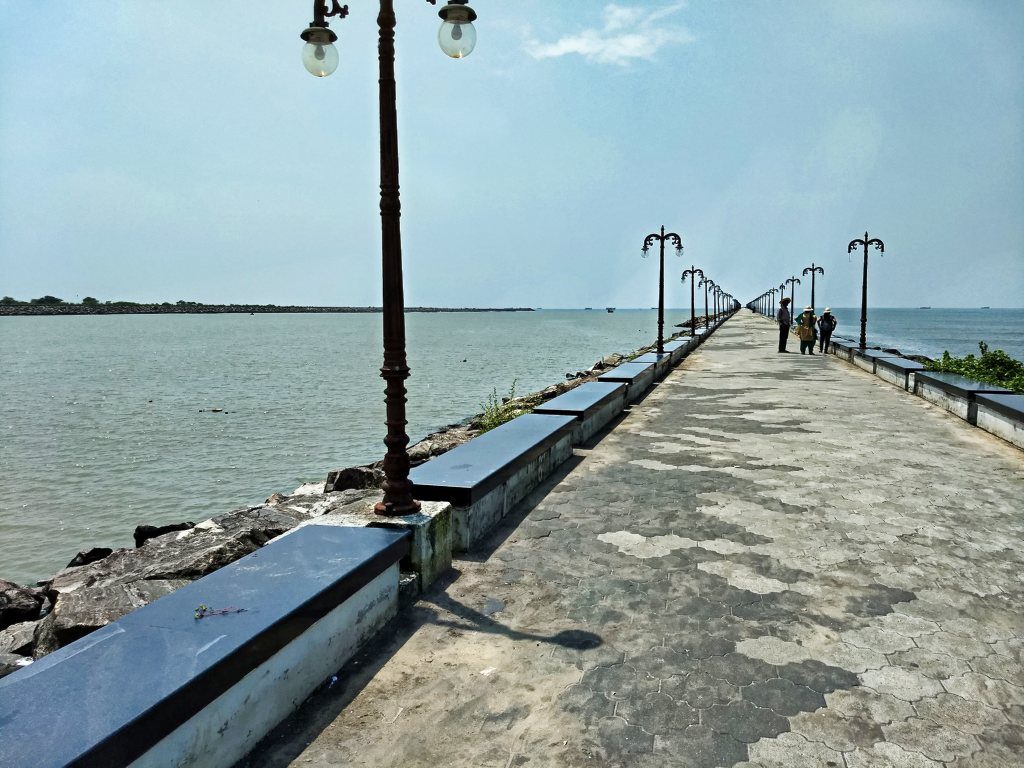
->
left=249, top=311, right=1024, bottom=768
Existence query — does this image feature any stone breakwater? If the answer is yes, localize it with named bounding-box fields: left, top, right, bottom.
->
left=0, top=332, right=687, bottom=677
left=0, top=304, right=535, bottom=316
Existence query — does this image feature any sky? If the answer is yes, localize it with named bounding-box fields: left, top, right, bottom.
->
left=1, top=1, right=1022, bottom=309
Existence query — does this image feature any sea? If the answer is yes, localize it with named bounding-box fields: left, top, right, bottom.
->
left=1, top=307, right=1022, bottom=585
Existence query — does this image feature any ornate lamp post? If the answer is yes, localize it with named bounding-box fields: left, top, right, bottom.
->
left=784, top=276, right=801, bottom=309
left=641, top=226, right=683, bottom=355
left=681, top=266, right=704, bottom=334
left=847, top=231, right=885, bottom=350
left=768, top=287, right=777, bottom=317
left=698, top=276, right=714, bottom=327
left=299, top=0, right=478, bottom=516
left=801, top=263, right=825, bottom=310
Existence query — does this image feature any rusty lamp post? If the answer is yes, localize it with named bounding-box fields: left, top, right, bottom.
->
left=300, top=0, right=478, bottom=516
left=784, top=276, right=801, bottom=309
left=802, top=263, right=825, bottom=310
left=681, top=266, right=704, bottom=335
left=641, top=226, right=683, bottom=355
left=847, top=232, right=885, bottom=350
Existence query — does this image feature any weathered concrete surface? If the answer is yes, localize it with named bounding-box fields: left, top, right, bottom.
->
left=244, top=310, right=1024, bottom=768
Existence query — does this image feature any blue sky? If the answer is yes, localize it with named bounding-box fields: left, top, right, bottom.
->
left=1, top=1, right=1022, bottom=308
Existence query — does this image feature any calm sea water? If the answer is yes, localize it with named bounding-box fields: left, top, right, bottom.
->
left=2, top=307, right=1021, bottom=585
left=0, top=310, right=667, bottom=584
left=824, top=308, right=1024, bottom=360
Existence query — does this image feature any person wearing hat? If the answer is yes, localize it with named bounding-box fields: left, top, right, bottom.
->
left=796, top=305, right=818, bottom=355
left=818, top=308, right=837, bottom=353
left=776, top=297, right=792, bottom=352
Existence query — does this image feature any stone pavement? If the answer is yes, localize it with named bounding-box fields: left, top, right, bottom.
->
left=246, top=310, right=1024, bottom=768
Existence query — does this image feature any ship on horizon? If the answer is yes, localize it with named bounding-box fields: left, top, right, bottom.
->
left=606, top=307, right=615, bottom=313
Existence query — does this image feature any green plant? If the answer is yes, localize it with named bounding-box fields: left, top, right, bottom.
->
left=925, top=342, right=1024, bottom=393
left=477, top=379, right=540, bottom=433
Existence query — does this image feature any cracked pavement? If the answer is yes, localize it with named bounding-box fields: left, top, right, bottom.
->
left=246, top=310, right=1024, bottom=768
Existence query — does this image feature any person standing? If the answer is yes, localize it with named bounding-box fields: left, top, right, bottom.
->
left=796, top=306, right=818, bottom=355
left=777, top=297, right=792, bottom=353
left=818, top=308, right=837, bottom=353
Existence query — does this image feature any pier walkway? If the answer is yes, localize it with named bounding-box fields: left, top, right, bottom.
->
left=250, top=310, right=1024, bottom=768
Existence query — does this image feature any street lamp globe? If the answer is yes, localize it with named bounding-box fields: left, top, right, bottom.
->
left=300, top=25, right=339, bottom=77
left=437, top=2, right=477, bottom=58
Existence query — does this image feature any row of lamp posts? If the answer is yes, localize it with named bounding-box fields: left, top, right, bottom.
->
left=640, top=227, right=736, bottom=356
left=749, top=232, right=885, bottom=350
left=299, top=1, right=741, bottom=519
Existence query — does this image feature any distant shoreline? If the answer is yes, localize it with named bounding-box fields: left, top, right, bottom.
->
left=0, top=304, right=535, bottom=317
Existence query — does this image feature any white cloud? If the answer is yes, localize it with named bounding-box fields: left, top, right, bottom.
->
left=525, top=3, right=695, bottom=66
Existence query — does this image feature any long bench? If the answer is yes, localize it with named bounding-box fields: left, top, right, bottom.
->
left=631, top=351, right=673, bottom=380
left=662, top=337, right=696, bottom=365
left=597, top=361, right=657, bottom=403
left=0, top=525, right=410, bottom=768
left=533, top=381, right=627, bottom=444
left=410, top=413, right=576, bottom=551
left=914, top=371, right=1011, bottom=425
left=851, top=349, right=902, bottom=374
left=875, top=356, right=926, bottom=391
left=830, top=339, right=857, bottom=362
left=974, top=393, right=1024, bottom=450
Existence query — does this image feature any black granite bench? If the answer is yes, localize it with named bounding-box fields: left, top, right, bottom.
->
left=0, top=525, right=410, bottom=768
left=533, top=381, right=627, bottom=443
left=410, top=413, right=576, bottom=550
left=852, top=349, right=904, bottom=373
left=973, top=393, right=1024, bottom=450
left=632, top=351, right=673, bottom=380
left=597, top=361, right=657, bottom=403
left=830, top=339, right=857, bottom=361
left=662, top=338, right=696, bottom=364
left=914, top=371, right=1011, bottom=425
left=874, top=357, right=926, bottom=390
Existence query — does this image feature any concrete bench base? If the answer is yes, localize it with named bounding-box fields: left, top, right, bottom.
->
left=410, top=414, right=577, bottom=552
left=632, top=352, right=672, bottom=380
left=975, top=394, right=1024, bottom=450
left=534, top=381, right=627, bottom=444
left=598, top=362, right=656, bottom=403
left=915, top=372, right=1011, bottom=425
left=0, top=526, right=409, bottom=768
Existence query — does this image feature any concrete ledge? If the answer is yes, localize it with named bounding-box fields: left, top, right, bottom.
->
left=0, top=526, right=409, bottom=768
left=914, top=372, right=1011, bottom=425
left=534, top=381, right=627, bottom=444
left=662, top=338, right=694, bottom=365
left=632, top=351, right=672, bottom=380
left=409, top=414, right=576, bottom=551
left=597, top=361, right=656, bottom=403
left=831, top=340, right=856, bottom=362
left=875, top=357, right=926, bottom=391
left=974, top=393, right=1024, bottom=450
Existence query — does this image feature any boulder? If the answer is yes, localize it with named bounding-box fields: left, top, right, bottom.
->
left=0, top=580, right=43, bottom=629
left=0, top=620, right=37, bottom=655
left=65, top=547, right=114, bottom=568
left=46, top=504, right=312, bottom=596
left=33, top=579, right=188, bottom=657
left=325, top=465, right=384, bottom=492
left=134, top=521, right=195, bottom=548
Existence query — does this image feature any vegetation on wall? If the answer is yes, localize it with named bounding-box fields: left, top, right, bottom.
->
left=925, top=342, right=1024, bottom=394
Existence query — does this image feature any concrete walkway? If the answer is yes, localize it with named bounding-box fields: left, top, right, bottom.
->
left=247, top=311, right=1024, bottom=768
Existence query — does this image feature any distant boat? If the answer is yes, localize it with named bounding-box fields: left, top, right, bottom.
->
left=585, top=307, right=592, bottom=310
left=606, top=307, right=615, bottom=313
left=919, top=306, right=931, bottom=309
left=981, top=306, right=990, bottom=309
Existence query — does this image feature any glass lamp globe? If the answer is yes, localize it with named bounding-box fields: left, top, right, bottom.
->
left=438, top=19, right=476, bottom=58
left=302, top=41, right=339, bottom=77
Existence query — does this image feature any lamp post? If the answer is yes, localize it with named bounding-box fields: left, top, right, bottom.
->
left=300, top=0, right=478, bottom=516
left=801, top=263, right=825, bottom=310
left=681, top=266, right=704, bottom=335
left=698, top=276, right=713, bottom=328
left=784, top=276, right=801, bottom=309
left=768, top=287, right=777, bottom=317
left=847, top=231, right=885, bottom=350
left=641, top=226, right=683, bottom=355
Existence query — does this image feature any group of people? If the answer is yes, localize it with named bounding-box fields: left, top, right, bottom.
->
left=775, top=297, right=836, bottom=354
